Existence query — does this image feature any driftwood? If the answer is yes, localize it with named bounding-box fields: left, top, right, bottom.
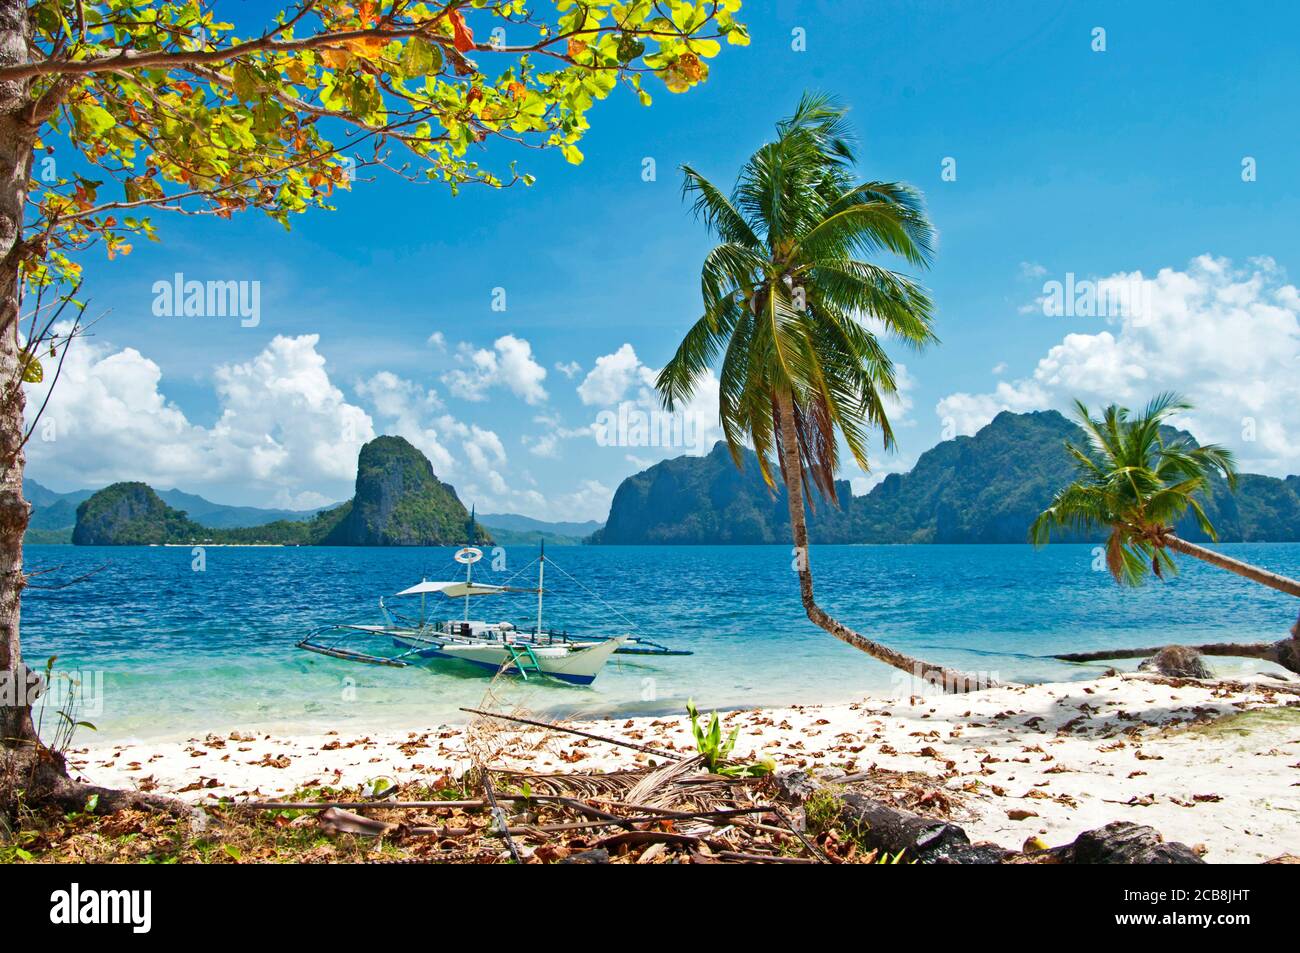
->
left=837, top=793, right=1011, bottom=864
left=775, top=771, right=1205, bottom=865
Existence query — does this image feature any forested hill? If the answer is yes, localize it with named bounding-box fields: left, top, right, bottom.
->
left=591, top=411, right=1300, bottom=545
left=69, top=437, right=491, bottom=546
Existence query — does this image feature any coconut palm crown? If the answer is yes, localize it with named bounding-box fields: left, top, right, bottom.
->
left=656, top=92, right=937, bottom=504
left=656, top=94, right=994, bottom=693
left=1030, top=392, right=1237, bottom=585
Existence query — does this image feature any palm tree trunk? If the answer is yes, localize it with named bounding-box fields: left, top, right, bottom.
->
left=773, top=390, right=993, bottom=693
left=1055, top=638, right=1300, bottom=675
left=1055, top=537, right=1300, bottom=675
left=1163, top=534, right=1300, bottom=597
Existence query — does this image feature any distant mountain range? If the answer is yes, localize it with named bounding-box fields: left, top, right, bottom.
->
left=35, top=409, right=1297, bottom=549
left=26, top=465, right=602, bottom=547
left=24, top=480, right=339, bottom=544
left=591, top=410, right=1300, bottom=545
left=52, top=436, right=493, bottom=546
left=476, top=513, right=603, bottom=546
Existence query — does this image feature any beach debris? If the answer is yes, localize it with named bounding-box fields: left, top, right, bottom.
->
left=1046, top=821, right=1202, bottom=864
left=832, top=792, right=986, bottom=862
left=1138, top=646, right=1214, bottom=679
left=317, top=807, right=395, bottom=838
left=460, top=706, right=678, bottom=761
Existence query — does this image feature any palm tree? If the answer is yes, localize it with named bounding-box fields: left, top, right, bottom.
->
left=1032, top=393, right=1300, bottom=675
left=656, top=93, right=989, bottom=693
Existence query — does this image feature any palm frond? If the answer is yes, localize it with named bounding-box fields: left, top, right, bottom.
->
left=657, top=94, right=936, bottom=516
left=681, top=165, right=763, bottom=250
left=1037, top=393, right=1240, bottom=588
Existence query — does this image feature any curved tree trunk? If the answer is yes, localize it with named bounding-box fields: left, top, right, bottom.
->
left=1055, top=637, right=1300, bottom=676
left=773, top=390, right=994, bottom=693
left=1164, top=534, right=1300, bottom=598
left=1055, top=536, right=1300, bottom=675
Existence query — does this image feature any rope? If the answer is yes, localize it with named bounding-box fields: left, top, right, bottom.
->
left=542, top=557, right=645, bottom=636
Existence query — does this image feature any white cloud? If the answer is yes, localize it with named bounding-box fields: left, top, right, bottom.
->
left=495, top=335, right=548, bottom=405
left=26, top=333, right=374, bottom=501
left=883, top=362, right=916, bottom=426
left=443, top=334, right=548, bottom=405
left=528, top=432, right=559, bottom=458
left=355, top=371, right=454, bottom=473
left=554, top=360, right=582, bottom=379
left=577, top=343, right=653, bottom=405
left=935, top=255, right=1300, bottom=475
left=427, top=331, right=446, bottom=350
left=580, top=343, right=722, bottom=458
left=463, top=425, right=506, bottom=471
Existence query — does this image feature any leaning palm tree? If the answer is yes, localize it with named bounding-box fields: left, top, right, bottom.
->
left=656, top=93, right=989, bottom=693
left=1032, top=393, right=1300, bottom=675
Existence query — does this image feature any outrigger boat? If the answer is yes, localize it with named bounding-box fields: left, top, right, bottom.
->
left=296, top=544, right=690, bottom=685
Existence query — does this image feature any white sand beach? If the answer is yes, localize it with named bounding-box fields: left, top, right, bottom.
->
left=67, top=673, right=1300, bottom=863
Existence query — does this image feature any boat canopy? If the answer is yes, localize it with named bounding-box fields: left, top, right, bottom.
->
left=394, top=581, right=510, bottom=598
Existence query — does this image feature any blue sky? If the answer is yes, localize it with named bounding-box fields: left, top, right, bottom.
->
left=27, top=0, right=1300, bottom=519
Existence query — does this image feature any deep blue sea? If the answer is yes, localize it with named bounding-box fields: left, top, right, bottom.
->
left=19, top=543, right=1300, bottom=742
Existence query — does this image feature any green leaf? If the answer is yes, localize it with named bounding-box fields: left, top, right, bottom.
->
left=402, top=37, right=442, bottom=77
left=84, top=793, right=100, bottom=814
left=73, top=102, right=116, bottom=137
left=224, top=844, right=243, bottom=861
left=232, top=63, right=258, bottom=101
left=18, top=348, right=42, bottom=383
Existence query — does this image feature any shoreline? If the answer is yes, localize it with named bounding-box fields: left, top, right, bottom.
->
left=66, top=672, right=1300, bottom=863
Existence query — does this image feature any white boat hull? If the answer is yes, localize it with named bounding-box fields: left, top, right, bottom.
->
left=392, top=633, right=626, bottom=684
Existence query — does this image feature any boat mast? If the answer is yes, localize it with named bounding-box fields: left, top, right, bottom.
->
left=464, top=550, right=472, bottom=623
left=536, top=540, right=545, bottom=635
left=466, top=505, right=476, bottom=624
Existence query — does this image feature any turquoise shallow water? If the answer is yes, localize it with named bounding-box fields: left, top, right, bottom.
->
left=19, top=542, right=1300, bottom=742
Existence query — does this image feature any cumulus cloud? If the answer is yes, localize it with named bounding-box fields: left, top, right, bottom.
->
left=936, top=255, right=1300, bottom=475
left=443, top=334, right=548, bottom=405
left=26, top=333, right=374, bottom=502
left=577, top=343, right=650, bottom=405
left=355, top=371, right=454, bottom=473
left=579, top=343, right=722, bottom=458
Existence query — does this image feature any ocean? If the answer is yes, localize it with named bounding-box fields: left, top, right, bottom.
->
left=19, top=542, right=1300, bottom=742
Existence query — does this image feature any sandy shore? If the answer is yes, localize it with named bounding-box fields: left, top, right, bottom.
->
left=68, top=673, right=1300, bottom=863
